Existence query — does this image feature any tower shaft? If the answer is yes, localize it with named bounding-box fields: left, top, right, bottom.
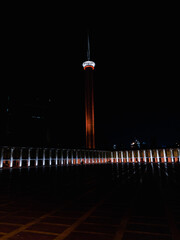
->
left=84, top=68, right=95, bottom=149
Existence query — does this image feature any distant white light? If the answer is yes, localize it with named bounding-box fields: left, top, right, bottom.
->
left=32, top=116, right=41, bottom=119
left=82, top=61, right=95, bottom=69
left=113, top=144, right=117, bottom=150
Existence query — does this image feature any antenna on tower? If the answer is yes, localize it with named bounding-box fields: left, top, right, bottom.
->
left=82, top=30, right=95, bottom=70
left=87, top=32, right=90, bottom=61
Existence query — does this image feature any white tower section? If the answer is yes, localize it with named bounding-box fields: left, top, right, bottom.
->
left=82, top=34, right=95, bottom=70
left=82, top=61, right=95, bottom=70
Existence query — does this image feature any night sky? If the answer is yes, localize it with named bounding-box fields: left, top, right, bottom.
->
left=1, top=3, right=179, bottom=149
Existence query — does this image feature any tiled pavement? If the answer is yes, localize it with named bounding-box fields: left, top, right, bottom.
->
left=0, top=163, right=180, bottom=239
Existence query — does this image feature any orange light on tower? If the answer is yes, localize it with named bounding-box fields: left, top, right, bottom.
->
left=82, top=35, right=95, bottom=149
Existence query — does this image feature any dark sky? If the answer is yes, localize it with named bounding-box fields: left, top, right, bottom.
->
left=1, top=3, right=179, bottom=149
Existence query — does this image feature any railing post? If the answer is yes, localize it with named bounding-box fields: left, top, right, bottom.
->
left=163, top=149, right=167, bottom=163
left=84, top=151, right=87, bottom=164
left=143, top=150, right=146, bottom=163
left=49, top=149, right=52, bottom=166
left=156, top=149, right=160, bottom=163
left=88, top=151, right=90, bottom=164
left=0, top=147, right=4, bottom=168
left=121, top=151, right=124, bottom=163
left=92, top=151, right=94, bottom=163
left=76, top=150, right=78, bottom=164
left=10, top=147, right=14, bottom=168
left=71, top=150, right=74, bottom=165
left=111, top=152, right=113, bottom=163
left=170, top=149, right=174, bottom=163
left=126, top=151, right=129, bottom=163
left=61, top=150, right=63, bottom=165
left=19, top=148, right=23, bottom=167
left=55, top=149, right=58, bottom=166
left=116, top=151, right=118, bottom=163
left=43, top=149, right=46, bottom=166
left=66, top=150, right=69, bottom=165
left=138, top=150, right=140, bottom=163
left=80, top=150, right=83, bottom=163
left=132, top=150, right=134, bottom=163
left=150, top=150, right=153, bottom=163
left=95, top=150, right=98, bottom=163
left=36, top=148, right=39, bottom=167
left=28, top=148, right=31, bottom=167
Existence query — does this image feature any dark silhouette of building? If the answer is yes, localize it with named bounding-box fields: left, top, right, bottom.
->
left=0, top=94, right=52, bottom=147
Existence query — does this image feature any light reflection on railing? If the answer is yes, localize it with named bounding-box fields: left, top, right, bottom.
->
left=0, top=146, right=180, bottom=168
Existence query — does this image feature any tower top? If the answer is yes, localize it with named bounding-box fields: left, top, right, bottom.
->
left=82, top=33, right=95, bottom=70
left=82, top=61, right=95, bottom=70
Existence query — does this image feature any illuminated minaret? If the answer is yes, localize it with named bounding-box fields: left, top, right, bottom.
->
left=82, top=35, right=95, bottom=149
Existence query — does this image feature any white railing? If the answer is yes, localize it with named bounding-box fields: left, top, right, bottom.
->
left=0, top=146, right=179, bottom=168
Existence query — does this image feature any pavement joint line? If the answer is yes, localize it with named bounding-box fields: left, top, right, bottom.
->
left=83, top=222, right=120, bottom=227
left=113, top=209, right=131, bottom=240
left=131, top=215, right=168, bottom=219
left=127, top=221, right=168, bottom=227
left=0, top=222, right=23, bottom=226
left=0, top=211, right=20, bottom=220
left=23, top=229, right=59, bottom=236
left=73, top=230, right=114, bottom=236
left=54, top=199, right=105, bottom=240
left=48, top=216, right=77, bottom=220
left=0, top=187, right=96, bottom=240
left=0, top=210, right=57, bottom=240
left=125, top=230, right=171, bottom=237
left=38, top=222, right=71, bottom=227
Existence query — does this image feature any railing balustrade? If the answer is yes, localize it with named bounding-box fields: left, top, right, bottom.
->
left=0, top=146, right=179, bottom=168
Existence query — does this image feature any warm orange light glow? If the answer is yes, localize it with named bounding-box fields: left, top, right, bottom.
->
left=84, top=65, right=94, bottom=70
left=84, top=66, right=95, bottom=149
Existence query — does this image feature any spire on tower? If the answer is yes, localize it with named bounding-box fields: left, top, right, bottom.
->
left=87, top=33, right=90, bottom=61
left=82, top=32, right=95, bottom=70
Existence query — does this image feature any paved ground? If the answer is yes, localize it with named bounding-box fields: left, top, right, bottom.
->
left=0, top=163, right=180, bottom=239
